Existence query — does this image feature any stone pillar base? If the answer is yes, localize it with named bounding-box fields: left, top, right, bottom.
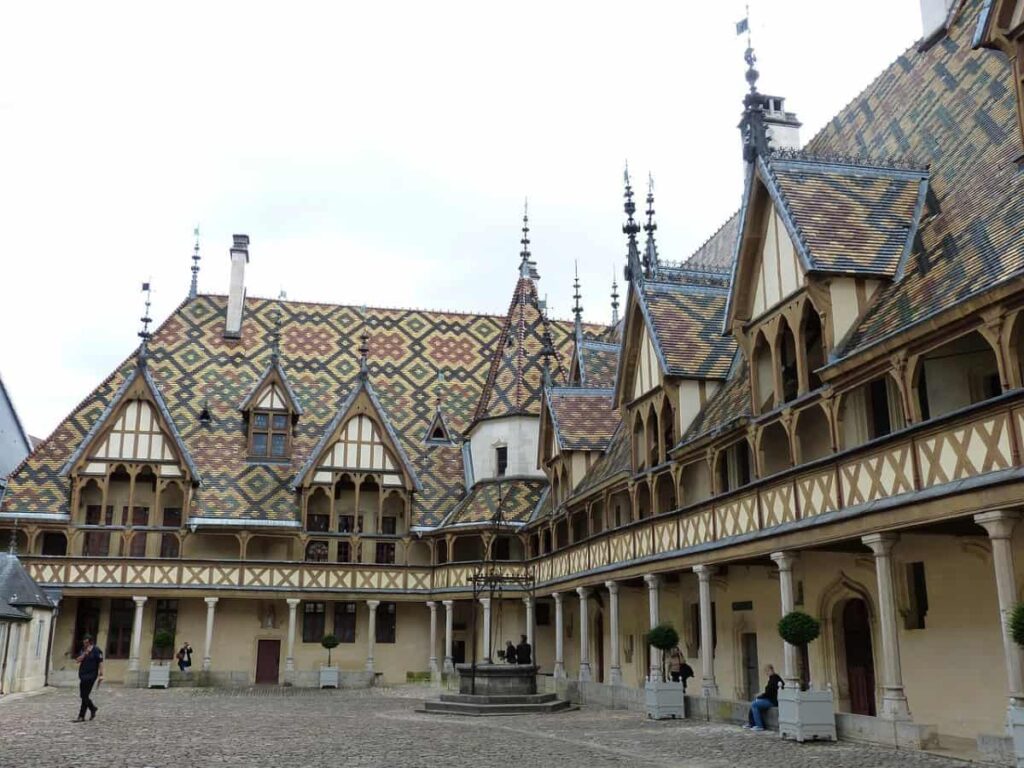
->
left=609, top=668, right=622, bottom=686
left=554, top=663, right=566, bottom=680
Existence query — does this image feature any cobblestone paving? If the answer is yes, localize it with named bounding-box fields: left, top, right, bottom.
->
left=0, top=686, right=972, bottom=768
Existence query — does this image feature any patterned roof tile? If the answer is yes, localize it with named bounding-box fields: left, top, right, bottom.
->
left=445, top=477, right=547, bottom=526
left=547, top=388, right=619, bottom=452
left=641, top=284, right=736, bottom=380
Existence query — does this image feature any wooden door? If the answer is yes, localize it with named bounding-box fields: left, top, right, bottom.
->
left=741, top=632, right=759, bottom=699
left=594, top=613, right=604, bottom=683
left=255, top=639, right=280, bottom=684
left=842, top=599, right=876, bottom=715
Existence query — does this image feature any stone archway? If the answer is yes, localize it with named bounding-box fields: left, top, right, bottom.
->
left=817, top=571, right=879, bottom=714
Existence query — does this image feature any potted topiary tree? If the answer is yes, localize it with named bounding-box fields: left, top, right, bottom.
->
left=644, top=623, right=683, bottom=719
left=1006, top=603, right=1024, bottom=761
left=148, top=630, right=175, bottom=689
left=320, top=634, right=340, bottom=688
left=776, top=611, right=835, bottom=742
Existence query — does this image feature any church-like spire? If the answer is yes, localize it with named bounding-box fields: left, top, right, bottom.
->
left=188, top=225, right=201, bottom=299
left=643, top=173, right=659, bottom=279
left=572, top=261, right=583, bottom=337
left=738, top=9, right=772, bottom=164
left=519, top=198, right=539, bottom=280
left=622, top=164, right=643, bottom=285
left=138, top=281, right=153, bottom=365
left=269, top=308, right=282, bottom=363
left=611, top=271, right=620, bottom=326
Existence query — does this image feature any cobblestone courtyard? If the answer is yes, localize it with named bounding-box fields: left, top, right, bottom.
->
left=0, top=686, right=975, bottom=768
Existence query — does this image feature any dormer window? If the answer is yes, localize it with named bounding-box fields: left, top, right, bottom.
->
left=250, top=408, right=290, bottom=459
left=495, top=445, right=508, bottom=477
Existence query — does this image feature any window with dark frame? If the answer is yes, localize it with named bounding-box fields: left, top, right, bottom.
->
left=375, top=602, right=397, bottom=643
left=495, top=445, right=508, bottom=477
left=72, top=598, right=101, bottom=655
left=334, top=602, right=357, bottom=643
left=151, top=599, right=178, bottom=660
left=159, top=534, right=180, bottom=558
left=337, top=540, right=352, bottom=563
left=128, top=506, right=149, bottom=557
left=106, top=598, right=134, bottom=659
left=306, top=513, right=329, bottom=532
left=381, top=517, right=397, bottom=535
left=302, top=601, right=326, bottom=643
left=375, top=541, right=396, bottom=564
left=338, top=515, right=355, bottom=533
left=162, top=507, right=182, bottom=527
left=249, top=408, right=290, bottom=460
left=41, top=532, right=67, bottom=556
left=83, top=504, right=114, bottom=557
left=536, top=603, right=551, bottom=626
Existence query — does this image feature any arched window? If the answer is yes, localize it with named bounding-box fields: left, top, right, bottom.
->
left=660, top=399, right=676, bottom=460
left=647, top=408, right=660, bottom=468
left=716, top=440, right=753, bottom=493
left=794, top=405, right=832, bottom=463
left=802, top=304, right=825, bottom=391
left=760, top=421, right=793, bottom=477
left=633, top=413, right=646, bottom=471
left=914, top=331, right=1001, bottom=420
left=839, top=374, right=905, bottom=450
left=752, top=332, right=774, bottom=412
left=780, top=319, right=798, bottom=403
left=655, top=473, right=676, bottom=514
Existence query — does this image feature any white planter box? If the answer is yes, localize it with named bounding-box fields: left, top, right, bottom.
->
left=1008, top=705, right=1024, bottom=768
left=778, top=687, right=836, bottom=742
left=320, top=667, right=340, bottom=689
left=645, top=680, right=684, bottom=719
left=148, top=664, right=171, bottom=689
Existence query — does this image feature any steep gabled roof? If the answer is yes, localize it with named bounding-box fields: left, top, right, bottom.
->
left=545, top=387, right=619, bottom=452
left=471, top=273, right=567, bottom=425
left=679, top=357, right=751, bottom=447
left=293, top=372, right=423, bottom=492
left=239, top=357, right=303, bottom=415
left=567, top=422, right=631, bottom=502
left=0, top=551, right=52, bottom=621
left=58, top=357, right=202, bottom=483
left=441, top=476, right=547, bottom=527
left=576, top=340, right=620, bottom=389
left=640, top=281, right=736, bottom=379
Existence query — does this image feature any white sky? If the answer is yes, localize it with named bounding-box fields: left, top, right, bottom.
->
left=0, top=0, right=923, bottom=438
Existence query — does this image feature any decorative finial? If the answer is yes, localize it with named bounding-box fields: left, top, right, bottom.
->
left=269, top=308, right=282, bottom=362
left=519, top=198, right=537, bottom=279
left=642, top=173, right=658, bottom=279
left=358, top=331, right=370, bottom=379
left=611, top=270, right=620, bottom=326
left=541, top=329, right=555, bottom=388
left=622, top=164, right=642, bottom=284
left=138, top=281, right=153, bottom=364
left=189, top=225, right=201, bottom=300
left=738, top=4, right=772, bottom=162
left=434, top=369, right=446, bottom=410
left=572, top=261, right=583, bottom=329
left=7, top=520, right=17, bottom=555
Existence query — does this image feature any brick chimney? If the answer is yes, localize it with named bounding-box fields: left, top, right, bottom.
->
left=224, top=234, right=249, bottom=339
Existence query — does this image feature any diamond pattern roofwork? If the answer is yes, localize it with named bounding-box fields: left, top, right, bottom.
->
left=546, top=387, right=619, bottom=452
left=766, top=153, right=929, bottom=277
left=2, top=295, right=579, bottom=528
left=680, top=358, right=751, bottom=446
left=577, top=341, right=619, bottom=389
left=443, top=477, right=547, bottom=526
left=640, top=282, right=736, bottom=380
left=802, top=0, right=1024, bottom=356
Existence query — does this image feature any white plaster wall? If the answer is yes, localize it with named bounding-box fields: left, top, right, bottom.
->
left=829, top=278, right=861, bottom=347
left=468, top=416, right=543, bottom=480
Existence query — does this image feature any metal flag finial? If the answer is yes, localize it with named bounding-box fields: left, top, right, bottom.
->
left=189, top=225, right=201, bottom=299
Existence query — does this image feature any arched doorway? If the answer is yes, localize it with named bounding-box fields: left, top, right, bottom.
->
left=842, top=599, right=876, bottom=716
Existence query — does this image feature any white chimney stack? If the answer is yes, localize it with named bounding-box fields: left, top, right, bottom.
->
left=224, top=234, right=249, bottom=339
left=763, top=95, right=802, bottom=151
left=920, top=0, right=955, bottom=40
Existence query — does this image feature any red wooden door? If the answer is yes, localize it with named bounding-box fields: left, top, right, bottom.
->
left=255, top=640, right=280, bottom=684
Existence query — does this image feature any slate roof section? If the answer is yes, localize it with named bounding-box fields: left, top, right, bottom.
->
left=3, top=295, right=579, bottom=528
left=0, top=551, right=52, bottom=621
left=802, top=0, right=1024, bottom=356
left=682, top=212, right=741, bottom=272
left=577, top=341, right=620, bottom=389
left=766, top=153, right=929, bottom=277
left=443, top=477, right=547, bottom=526
left=471, top=274, right=568, bottom=426
left=640, top=282, right=736, bottom=380
left=546, top=387, right=619, bottom=452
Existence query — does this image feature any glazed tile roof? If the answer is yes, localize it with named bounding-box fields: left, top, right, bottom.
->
left=472, top=274, right=569, bottom=425
left=680, top=358, right=750, bottom=446
left=766, top=153, right=929, bottom=277
left=546, top=387, right=619, bottom=452
left=2, top=295, right=579, bottom=528
left=576, top=341, right=620, bottom=389
left=640, top=282, right=736, bottom=380
left=568, top=422, right=631, bottom=501
left=443, top=477, right=547, bottom=526
left=804, top=0, right=1024, bottom=355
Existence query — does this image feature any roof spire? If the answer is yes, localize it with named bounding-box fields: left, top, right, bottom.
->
left=541, top=328, right=555, bottom=389
left=643, top=173, right=658, bottom=279
left=269, top=308, right=282, bottom=363
left=737, top=5, right=772, bottom=163
left=188, top=225, right=201, bottom=299
left=611, top=269, right=620, bottom=326
left=622, top=163, right=643, bottom=285
left=519, top=198, right=539, bottom=280
left=572, top=260, right=583, bottom=336
left=138, top=281, right=153, bottom=365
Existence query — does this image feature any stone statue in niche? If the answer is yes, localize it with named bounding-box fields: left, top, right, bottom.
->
left=260, top=602, right=277, bottom=629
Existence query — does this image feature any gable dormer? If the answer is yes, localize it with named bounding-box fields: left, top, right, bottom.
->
left=239, top=358, right=302, bottom=461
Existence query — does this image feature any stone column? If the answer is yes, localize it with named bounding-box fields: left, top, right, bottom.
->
left=479, top=597, right=492, bottom=663
left=553, top=592, right=566, bottom=679
left=770, top=551, right=799, bottom=688
left=577, top=587, right=592, bottom=681
left=862, top=533, right=911, bottom=719
left=285, top=598, right=300, bottom=674
left=366, top=600, right=379, bottom=673
left=522, top=596, right=535, bottom=649
left=693, top=565, right=718, bottom=696
left=202, top=597, right=218, bottom=671
left=127, top=596, right=147, bottom=673
left=605, top=580, right=622, bottom=685
left=644, top=573, right=662, bottom=683
left=442, top=600, right=454, bottom=673
left=426, top=601, right=439, bottom=678
left=975, top=511, right=1024, bottom=709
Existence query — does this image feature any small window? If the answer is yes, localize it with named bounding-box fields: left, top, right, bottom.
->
left=375, top=602, right=397, bottom=643
left=302, top=602, right=326, bottom=642
left=536, top=603, right=551, bottom=626
left=337, top=541, right=351, bottom=563
left=159, top=534, right=179, bottom=558
left=381, top=517, right=397, bottom=535
left=249, top=408, right=290, bottom=460
left=496, top=446, right=509, bottom=477
left=151, top=599, right=178, bottom=660
left=334, top=602, right=357, bottom=643
left=492, top=537, right=511, bottom=560
left=106, top=598, right=134, bottom=659
left=305, top=540, right=328, bottom=562
left=905, top=562, right=929, bottom=630
left=162, top=507, right=182, bottom=527
left=338, top=515, right=355, bottom=533
left=307, top=514, right=329, bottom=533
left=375, top=542, right=396, bottom=564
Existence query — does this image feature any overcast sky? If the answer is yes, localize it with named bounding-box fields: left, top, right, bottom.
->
left=0, top=1, right=923, bottom=439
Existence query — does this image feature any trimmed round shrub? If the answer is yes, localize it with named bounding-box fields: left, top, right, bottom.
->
left=153, top=629, right=175, bottom=652
left=645, top=623, right=680, bottom=652
left=778, top=611, right=820, bottom=646
left=1009, top=603, right=1024, bottom=647
left=321, top=633, right=340, bottom=666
